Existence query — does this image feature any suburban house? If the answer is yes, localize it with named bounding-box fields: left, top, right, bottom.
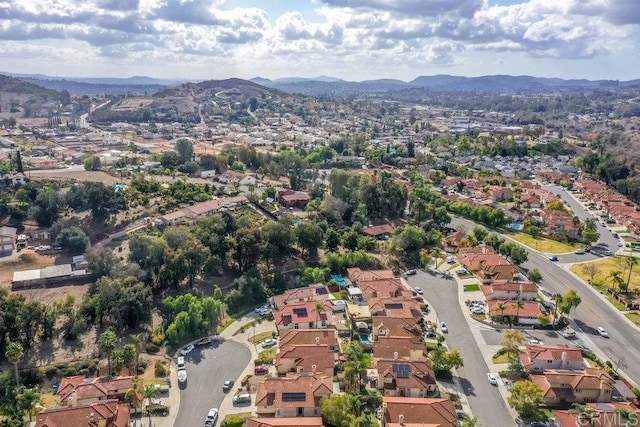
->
left=272, top=301, right=332, bottom=331
left=278, top=329, right=339, bottom=352
left=246, top=418, right=325, bottom=427
left=529, top=368, right=615, bottom=406
left=492, top=187, right=514, bottom=202
left=481, top=281, right=539, bottom=301
left=275, top=344, right=336, bottom=377
left=372, top=337, right=428, bottom=362
left=476, top=263, right=522, bottom=283
left=156, top=195, right=248, bottom=225
left=278, top=189, right=311, bottom=209
left=0, top=226, right=17, bottom=257
left=367, top=297, right=423, bottom=321
left=443, top=230, right=466, bottom=252
left=255, top=374, right=333, bottom=418
left=35, top=400, right=130, bottom=427
left=56, top=375, right=135, bottom=406
left=271, top=284, right=331, bottom=310
left=521, top=194, right=542, bottom=208
left=381, top=396, right=458, bottom=427
left=346, top=268, right=396, bottom=286
left=519, top=344, right=585, bottom=372
left=362, top=224, right=395, bottom=240
left=375, top=359, right=437, bottom=397
left=554, top=402, right=640, bottom=427
left=487, top=300, right=548, bottom=325
left=358, top=278, right=412, bottom=301
left=371, top=317, right=422, bottom=341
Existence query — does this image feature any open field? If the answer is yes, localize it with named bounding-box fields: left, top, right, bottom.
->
left=29, top=170, right=123, bottom=184
left=570, top=256, right=640, bottom=293
left=507, top=232, right=584, bottom=253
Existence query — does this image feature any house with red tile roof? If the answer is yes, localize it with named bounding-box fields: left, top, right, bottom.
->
left=275, top=344, right=336, bottom=377
left=487, top=300, right=548, bottom=325
left=554, top=402, right=640, bottom=427
left=35, top=399, right=130, bottom=427
left=255, top=374, right=333, bottom=418
left=529, top=368, right=614, bottom=406
left=271, top=284, right=332, bottom=310
left=278, top=189, right=311, bottom=209
left=443, top=231, right=466, bottom=253
left=359, top=278, right=412, bottom=302
left=371, top=317, right=422, bottom=340
left=272, top=301, right=332, bottom=331
left=246, top=418, right=325, bottom=427
left=456, top=245, right=496, bottom=258
left=278, top=329, right=339, bottom=351
left=481, top=280, right=539, bottom=301
left=521, top=193, right=542, bottom=209
left=346, top=268, right=396, bottom=286
left=56, top=375, right=135, bottom=406
left=381, top=396, right=457, bottom=427
left=362, top=224, right=395, bottom=240
left=491, top=186, right=514, bottom=202
left=367, top=297, right=423, bottom=320
left=376, top=359, right=437, bottom=397
left=519, top=344, right=585, bottom=373
left=372, top=336, right=428, bottom=363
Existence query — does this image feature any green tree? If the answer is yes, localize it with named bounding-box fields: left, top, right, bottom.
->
left=15, top=386, right=42, bottom=422
left=502, top=329, right=524, bottom=360
left=460, top=415, right=479, bottom=427
left=55, top=226, right=89, bottom=254
left=472, top=226, right=488, bottom=243
left=324, top=228, right=341, bottom=252
left=429, top=347, right=464, bottom=372
left=320, top=394, right=358, bottom=427
left=431, top=247, right=444, bottom=269
left=512, top=300, right=526, bottom=324
left=559, top=289, right=582, bottom=316
left=344, top=343, right=365, bottom=394
left=296, top=222, right=324, bottom=257
left=608, top=270, right=624, bottom=292
left=342, top=231, right=360, bottom=251
left=142, top=383, right=159, bottom=423
left=390, top=225, right=427, bottom=265
left=28, top=188, right=65, bottom=227
left=85, top=246, right=120, bottom=280
left=125, top=377, right=142, bottom=417
left=98, top=330, right=117, bottom=375
left=175, top=138, right=194, bottom=164
left=507, top=380, right=544, bottom=418
left=84, top=156, right=101, bottom=171
left=528, top=268, right=542, bottom=283
left=262, top=219, right=294, bottom=266
left=624, top=257, right=638, bottom=293
left=4, top=342, right=23, bottom=385
left=160, top=150, right=178, bottom=169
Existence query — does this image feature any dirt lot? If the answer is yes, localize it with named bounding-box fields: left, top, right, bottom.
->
left=29, top=170, right=123, bottom=185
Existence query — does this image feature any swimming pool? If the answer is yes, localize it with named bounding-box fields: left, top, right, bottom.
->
left=331, top=274, right=347, bottom=287
left=510, top=223, right=523, bottom=231
left=360, top=334, right=373, bottom=344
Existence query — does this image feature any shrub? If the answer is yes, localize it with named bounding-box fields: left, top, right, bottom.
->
left=146, top=342, right=160, bottom=354
left=139, top=358, right=149, bottom=374
left=20, top=369, right=43, bottom=387
left=631, top=387, right=640, bottom=398
left=44, top=366, right=59, bottom=379
left=155, top=360, right=168, bottom=378
left=150, top=327, right=166, bottom=346
left=221, top=416, right=246, bottom=427
left=146, top=405, right=169, bottom=416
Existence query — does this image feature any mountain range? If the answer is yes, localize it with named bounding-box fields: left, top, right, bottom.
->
left=2, top=71, right=639, bottom=96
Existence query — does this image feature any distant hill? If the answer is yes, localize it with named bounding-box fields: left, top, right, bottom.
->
left=0, top=74, right=60, bottom=97
left=251, top=74, right=640, bottom=96
left=155, top=77, right=281, bottom=98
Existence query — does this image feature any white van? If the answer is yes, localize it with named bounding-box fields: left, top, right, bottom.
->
left=177, top=356, right=185, bottom=371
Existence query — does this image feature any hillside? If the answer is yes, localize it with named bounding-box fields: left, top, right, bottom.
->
left=0, top=74, right=63, bottom=120
left=0, top=74, right=61, bottom=97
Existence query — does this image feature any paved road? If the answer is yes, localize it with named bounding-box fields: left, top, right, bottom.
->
left=542, top=184, right=621, bottom=262
left=451, top=216, right=640, bottom=386
left=174, top=340, right=251, bottom=426
left=407, top=271, right=515, bottom=427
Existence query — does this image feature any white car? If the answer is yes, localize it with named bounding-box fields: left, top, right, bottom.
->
left=597, top=327, right=609, bottom=338
left=205, top=408, right=219, bottom=426
left=487, top=373, right=498, bottom=386
left=471, top=307, right=485, bottom=315
left=527, top=338, right=542, bottom=345
left=261, top=338, right=277, bottom=348
left=414, top=287, right=423, bottom=295
left=178, top=370, right=187, bottom=383
left=180, top=344, right=195, bottom=356
left=440, top=322, right=448, bottom=333
left=456, top=268, right=468, bottom=275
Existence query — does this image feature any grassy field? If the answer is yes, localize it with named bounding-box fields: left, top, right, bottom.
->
left=463, top=284, right=480, bottom=292
left=570, top=256, right=640, bottom=293
left=507, top=232, right=584, bottom=253
left=625, top=312, right=640, bottom=326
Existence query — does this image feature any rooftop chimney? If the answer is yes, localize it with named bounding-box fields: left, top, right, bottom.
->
left=394, top=352, right=398, bottom=360
left=399, top=414, right=405, bottom=425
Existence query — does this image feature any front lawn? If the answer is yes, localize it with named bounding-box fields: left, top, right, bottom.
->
left=508, top=232, right=584, bottom=253
left=463, top=284, right=480, bottom=292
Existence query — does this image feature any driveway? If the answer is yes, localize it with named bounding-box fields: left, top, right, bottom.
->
left=408, top=270, right=515, bottom=427
left=174, top=340, right=251, bottom=426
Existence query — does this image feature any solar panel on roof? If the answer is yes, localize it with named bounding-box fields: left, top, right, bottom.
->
left=384, top=303, right=403, bottom=309
left=316, top=288, right=328, bottom=295
left=282, top=392, right=306, bottom=402
left=292, top=308, right=308, bottom=316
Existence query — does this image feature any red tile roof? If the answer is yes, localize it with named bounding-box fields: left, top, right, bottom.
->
left=36, top=400, right=129, bottom=427
left=382, top=396, right=457, bottom=427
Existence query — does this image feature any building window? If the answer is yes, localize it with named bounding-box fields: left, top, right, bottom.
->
left=321, top=320, right=327, bottom=327
left=294, top=323, right=299, bottom=329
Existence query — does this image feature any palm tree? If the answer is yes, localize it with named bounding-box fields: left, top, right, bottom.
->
left=15, top=386, right=42, bottom=422
left=615, top=408, right=635, bottom=426
left=5, top=341, right=24, bottom=385
left=129, top=333, right=145, bottom=375
left=608, top=270, right=624, bottom=293
left=496, top=302, right=507, bottom=323
left=512, top=300, right=525, bottom=325
left=142, top=383, right=159, bottom=426
left=551, top=293, right=563, bottom=325
left=313, top=301, right=326, bottom=328
left=431, top=247, right=444, bottom=270
left=125, top=377, right=142, bottom=419
left=98, top=330, right=118, bottom=376
left=624, top=257, right=638, bottom=293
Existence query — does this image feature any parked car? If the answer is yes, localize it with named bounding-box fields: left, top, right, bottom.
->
left=456, top=268, right=468, bottom=275
left=222, top=379, right=234, bottom=392
left=254, top=365, right=269, bottom=375
left=440, top=322, right=448, bottom=333
left=549, top=255, right=559, bottom=261
left=177, top=370, right=187, bottom=384
left=471, top=308, right=485, bottom=315
left=180, top=344, right=194, bottom=356
left=575, top=249, right=586, bottom=255
left=232, top=394, right=251, bottom=406
left=205, top=408, right=218, bottom=426
left=562, top=330, right=577, bottom=339
left=195, top=337, right=212, bottom=347
left=597, top=327, right=609, bottom=338
left=261, top=338, right=277, bottom=348
left=527, top=338, right=542, bottom=345
left=406, top=269, right=417, bottom=276
left=487, top=373, right=498, bottom=386
left=413, top=287, right=423, bottom=295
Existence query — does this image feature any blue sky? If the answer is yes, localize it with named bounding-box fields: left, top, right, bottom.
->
left=0, top=0, right=638, bottom=81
